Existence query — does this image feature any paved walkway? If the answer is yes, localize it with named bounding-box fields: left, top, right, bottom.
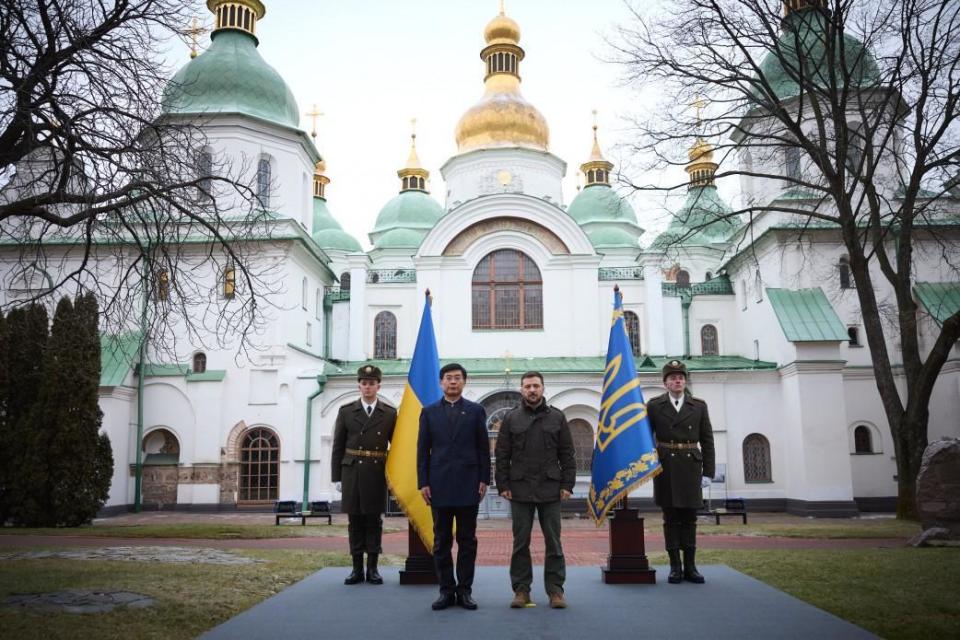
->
left=199, top=566, right=877, bottom=640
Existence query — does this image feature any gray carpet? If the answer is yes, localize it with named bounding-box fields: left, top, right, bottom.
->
left=199, top=566, right=876, bottom=639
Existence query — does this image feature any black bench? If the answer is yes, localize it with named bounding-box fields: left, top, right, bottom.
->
left=699, top=498, right=748, bottom=525
left=274, top=500, right=333, bottom=525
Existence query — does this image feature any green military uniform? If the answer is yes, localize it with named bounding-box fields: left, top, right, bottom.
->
left=331, top=365, right=397, bottom=584
left=648, top=360, right=715, bottom=584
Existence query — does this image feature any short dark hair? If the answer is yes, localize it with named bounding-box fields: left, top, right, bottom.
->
left=520, top=371, right=543, bottom=385
left=439, top=362, right=467, bottom=380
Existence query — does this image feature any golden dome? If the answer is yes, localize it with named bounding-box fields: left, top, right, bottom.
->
left=686, top=137, right=718, bottom=187
left=314, top=159, right=326, bottom=174
left=688, top=137, right=714, bottom=163
left=484, top=12, right=520, bottom=45
left=454, top=7, right=549, bottom=153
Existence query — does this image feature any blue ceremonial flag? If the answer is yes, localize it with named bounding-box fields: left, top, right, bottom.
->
left=588, top=288, right=661, bottom=524
left=386, top=291, right=442, bottom=548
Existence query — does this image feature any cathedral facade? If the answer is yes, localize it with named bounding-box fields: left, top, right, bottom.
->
left=3, top=1, right=958, bottom=516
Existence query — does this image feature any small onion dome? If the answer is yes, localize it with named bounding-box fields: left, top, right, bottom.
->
left=310, top=162, right=361, bottom=252
left=686, top=137, right=718, bottom=188
left=162, top=1, right=300, bottom=128
left=369, top=191, right=444, bottom=250
left=652, top=184, right=737, bottom=249
left=568, top=186, right=643, bottom=249
left=454, top=6, right=549, bottom=152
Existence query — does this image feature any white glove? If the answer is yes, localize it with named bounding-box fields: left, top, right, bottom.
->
left=335, top=482, right=342, bottom=493
left=701, top=476, right=712, bottom=488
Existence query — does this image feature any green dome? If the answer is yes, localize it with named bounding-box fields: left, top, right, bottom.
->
left=162, top=30, right=300, bottom=128
left=312, top=198, right=361, bottom=252
left=653, top=185, right=737, bottom=248
left=374, top=228, right=427, bottom=249
left=755, top=9, right=880, bottom=101
left=371, top=190, right=443, bottom=249
left=567, top=184, right=643, bottom=249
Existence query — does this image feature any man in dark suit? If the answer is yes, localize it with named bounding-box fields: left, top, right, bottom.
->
left=648, top=360, right=715, bottom=584
left=417, top=363, right=490, bottom=610
left=331, top=365, right=397, bottom=585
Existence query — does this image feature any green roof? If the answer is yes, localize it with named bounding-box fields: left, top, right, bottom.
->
left=312, top=198, right=362, bottom=252
left=371, top=190, right=444, bottom=249
left=162, top=30, right=300, bottom=128
left=767, top=287, right=849, bottom=342
left=186, top=370, right=227, bottom=382
left=755, top=9, right=880, bottom=102
left=100, top=332, right=142, bottom=387
left=141, top=364, right=191, bottom=377
left=567, top=185, right=643, bottom=249
left=914, top=282, right=960, bottom=327
left=653, top=185, right=737, bottom=248
left=324, top=355, right=776, bottom=378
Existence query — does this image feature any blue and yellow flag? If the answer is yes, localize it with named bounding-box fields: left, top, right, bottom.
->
left=588, top=288, right=661, bottom=524
left=386, top=291, right=442, bottom=549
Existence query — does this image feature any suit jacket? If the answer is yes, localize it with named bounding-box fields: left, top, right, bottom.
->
left=417, top=397, right=490, bottom=507
left=331, top=399, right=397, bottom=514
left=649, top=392, right=716, bottom=509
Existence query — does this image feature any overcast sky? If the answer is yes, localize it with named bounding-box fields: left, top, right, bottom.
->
left=169, top=0, right=702, bottom=248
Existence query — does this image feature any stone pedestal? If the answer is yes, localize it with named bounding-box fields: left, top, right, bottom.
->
left=399, top=523, right=438, bottom=585
left=601, top=507, right=656, bottom=584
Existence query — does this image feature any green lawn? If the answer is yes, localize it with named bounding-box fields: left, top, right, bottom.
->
left=694, top=518, right=921, bottom=539
left=1, top=547, right=957, bottom=639
left=0, top=523, right=400, bottom=539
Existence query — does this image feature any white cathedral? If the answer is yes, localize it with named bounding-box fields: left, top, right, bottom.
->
left=4, top=0, right=958, bottom=517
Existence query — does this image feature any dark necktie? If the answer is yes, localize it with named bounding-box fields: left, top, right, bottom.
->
left=366, top=405, right=373, bottom=417
left=674, top=399, right=680, bottom=410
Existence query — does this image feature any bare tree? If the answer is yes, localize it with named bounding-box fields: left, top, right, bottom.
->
left=0, top=0, right=285, bottom=358
left=612, top=0, right=960, bottom=516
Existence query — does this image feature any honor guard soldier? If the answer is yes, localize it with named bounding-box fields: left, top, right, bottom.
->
left=331, top=365, right=397, bottom=585
left=648, top=360, right=715, bottom=584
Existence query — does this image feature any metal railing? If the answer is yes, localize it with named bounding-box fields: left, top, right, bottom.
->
left=598, top=266, right=645, bottom=281
left=367, top=269, right=417, bottom=284
left=323, top=286, right=350, bottom=303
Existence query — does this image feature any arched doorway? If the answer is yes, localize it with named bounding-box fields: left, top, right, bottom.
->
left=141, top=428, right=180, bottom=508
left=239, top=427, right=280, bottom=504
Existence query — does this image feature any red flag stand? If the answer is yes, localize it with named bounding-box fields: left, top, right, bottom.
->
left=399, top=522, right=438, bottom=585
left=601, top=497, right=657, bottom=584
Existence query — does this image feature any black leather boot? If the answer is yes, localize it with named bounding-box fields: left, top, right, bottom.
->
left=682, top=548, right=705, bottom=583
left=344, top=554, right=365, bottom=585
left=667, top=549, right=683, bottom=584
left=366, top=553, right=383, bottom=585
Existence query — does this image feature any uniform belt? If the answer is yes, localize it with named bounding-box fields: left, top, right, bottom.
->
left=657, top=441, right=700, bottom=451
left=346, top=448, right=387, bottom=459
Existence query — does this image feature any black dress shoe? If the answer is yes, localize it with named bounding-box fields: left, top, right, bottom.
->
left=344, top=569, right=364, bottom=585
left=432, top=594, right=456, bottom=610
left=457, top=593, right=478, bottom=610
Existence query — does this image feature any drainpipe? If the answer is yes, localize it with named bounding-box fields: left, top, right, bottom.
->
left=323, top=296, right=333, bottom=359
left=681, top=295, right=692, bottom=358
left=302, top=373, right=327, bottom=510
left=134, top=252, right=149, bottom=512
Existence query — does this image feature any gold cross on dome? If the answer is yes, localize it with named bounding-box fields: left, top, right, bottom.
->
left=305, top=104, right=324, bottom=139
left=692, top=97, right=708, bottom=127
left=183, top=17, right=208, bottom=59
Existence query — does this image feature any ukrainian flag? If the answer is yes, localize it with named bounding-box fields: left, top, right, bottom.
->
left=588, top=287, right=661, bottom=524
left=386, top=291, right=442, bottom=548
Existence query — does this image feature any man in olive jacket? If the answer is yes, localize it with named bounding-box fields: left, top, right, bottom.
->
left=331, top=365, right=397, bottom=585
left=649, top=360, right=715, bottom=584
left=495, top=371, right=576, bottom=609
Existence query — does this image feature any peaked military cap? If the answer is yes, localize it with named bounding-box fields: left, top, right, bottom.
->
left=661, top=359, right=688, bottom=381
left=357, top=364, right=382, bottom=382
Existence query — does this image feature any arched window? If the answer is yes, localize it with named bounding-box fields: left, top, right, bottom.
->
left=755, top=270, right=763, bottom=302
left=569, top=419, right=595, bottom=474
left=256, top=157, right=271, bottom=209
left=701, top=324, right=719, bottom=356
left=623, top=310, right=641, bottom=357
left=784, top=146, right=801, bottom=181
left=472, top=249, right=543, bottom=330
left=239, top=427, right=279, bottom=502
left=483, top=391, right=522, bottom=486
left=676, top=269, right=691, bottom=288
left=839, top=256, right=852, bottom=289
left=743, top=433, right=772, bottom=483
left=156, top=268, right=169, bottom=301
left=373, top=311, right=397, bottom=359
left=854, top=426, right=873, bottom=454
left=315, top=288, right=322, bottom=320
left=301, top=277, right=308, bottom=310
left=705, top=271, right=713, bottom=281
left=340, top=271, right=351, bottom=292
left=223, top=263, right=235, bottom=299
left=192, top=352, right=207, bottom=374
left=847, top=326, right=860, bottom=346
left=197, top=149, right=213, bottom=200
